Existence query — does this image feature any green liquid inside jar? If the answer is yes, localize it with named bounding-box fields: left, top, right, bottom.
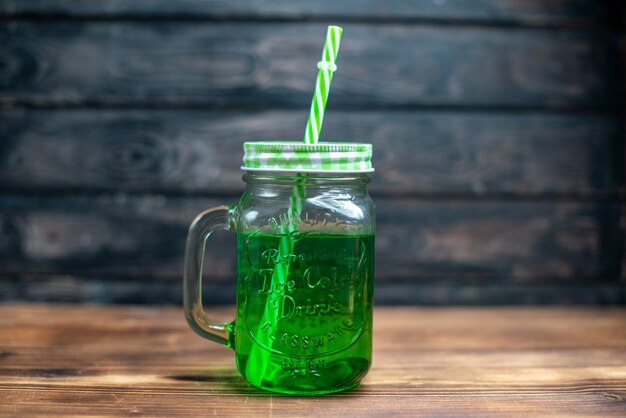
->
left=234, top=233, right=374, bottom=395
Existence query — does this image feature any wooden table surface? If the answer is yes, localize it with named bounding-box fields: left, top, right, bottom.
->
left=0, top=305, right=624, bottom=417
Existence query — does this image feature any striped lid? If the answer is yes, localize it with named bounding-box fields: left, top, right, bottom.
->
left=241, top=141, right=374, bottom=173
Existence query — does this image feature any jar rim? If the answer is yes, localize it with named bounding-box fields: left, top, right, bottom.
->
left=241, top=167, right=375, bottom=173
left=242, top=171, right=372, bottom=184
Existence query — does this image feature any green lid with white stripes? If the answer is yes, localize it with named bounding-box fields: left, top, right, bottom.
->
left=241, top=141, right=374, bottom=173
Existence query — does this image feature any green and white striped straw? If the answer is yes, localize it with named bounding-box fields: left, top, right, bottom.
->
left=246, top=26, right=344, bottom=387
left=304, top=25, right=343, bottom=145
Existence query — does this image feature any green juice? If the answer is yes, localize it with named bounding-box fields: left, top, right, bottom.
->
left=234, top=233, right=374, bottom=395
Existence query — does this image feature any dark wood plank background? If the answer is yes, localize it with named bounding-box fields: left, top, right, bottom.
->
left=0, top=0, right=624, bottom=304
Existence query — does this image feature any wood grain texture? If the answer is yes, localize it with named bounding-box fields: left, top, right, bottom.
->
left=0, top=305, right=624, bottom=417
left=0, top=0, right=621, bottom=28
left=2, top=275, right=625, bottom=305
left=0, top=23, right=620, bottom=109
left=0, top=1, right=623, bottom=306
left=0, top=196, right=620, bottom=283
left=0, top=109, right=621, bottom=196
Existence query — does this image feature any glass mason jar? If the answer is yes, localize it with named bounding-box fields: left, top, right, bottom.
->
left=184, top=142, right=375, bottom=395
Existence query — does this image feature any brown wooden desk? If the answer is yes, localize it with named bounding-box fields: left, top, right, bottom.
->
left=0, top=305, right=624, bottom=417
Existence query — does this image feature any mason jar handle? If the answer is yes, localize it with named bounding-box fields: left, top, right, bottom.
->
left=183, top=205, right=234, bottom=347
